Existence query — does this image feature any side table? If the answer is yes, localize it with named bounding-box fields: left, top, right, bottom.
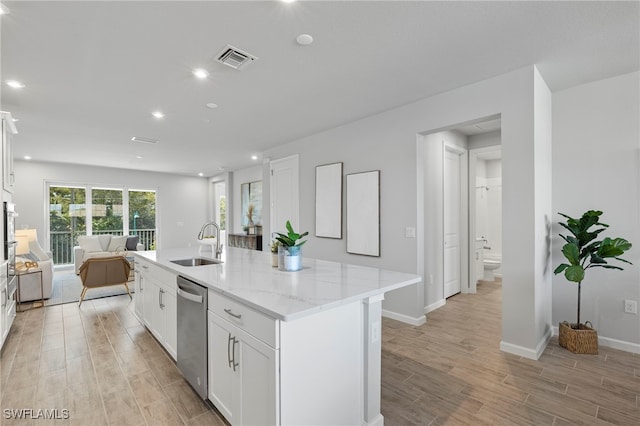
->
left=16, top=268, right=44, bottom=312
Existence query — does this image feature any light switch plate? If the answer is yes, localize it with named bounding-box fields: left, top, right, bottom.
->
left=405, top=227, right=416, bottom=238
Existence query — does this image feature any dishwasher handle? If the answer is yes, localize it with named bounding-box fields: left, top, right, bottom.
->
left=177, top=287, right=203, bottom=304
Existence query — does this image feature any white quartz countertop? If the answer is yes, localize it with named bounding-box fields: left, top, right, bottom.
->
left=133, top=247, right=421, bottom=321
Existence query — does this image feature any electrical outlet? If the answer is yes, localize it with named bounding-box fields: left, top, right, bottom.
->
left=624, top=299, right=637, bottom=314
left=370, top=321, right=381, bottom=343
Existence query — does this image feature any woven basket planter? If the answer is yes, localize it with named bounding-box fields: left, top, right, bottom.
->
left=558, top=321, right=598, bottom=354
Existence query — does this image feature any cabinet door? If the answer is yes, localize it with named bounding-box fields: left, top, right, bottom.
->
left=162, top=287, right=177, bottom=360
left=146, top=280, right=164, bottom=340
left=237, top=328, right=279, bottom=426
left=142, top=275, right=155, bottom=328
left=134, top=272, right=144, bottom=320
left=2, top=118, right=14, bottom=193
left=208, top=312, right=238, bottom=424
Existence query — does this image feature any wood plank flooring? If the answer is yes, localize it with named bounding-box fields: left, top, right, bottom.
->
left=0, top=296, right=226, bottom=425
left=1, top=279, right=638, bottom=425
left=381, top=279, right=640, bottom=425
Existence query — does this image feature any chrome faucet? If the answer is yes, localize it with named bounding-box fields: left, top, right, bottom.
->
left=197, top=222, right=223, bottom=258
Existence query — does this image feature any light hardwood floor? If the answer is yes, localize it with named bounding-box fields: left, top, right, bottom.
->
left=0, top=296, right=226, bottom=425
left=1, top=280, right=638, bottom=425
left=381, top=279, right=640, bottom=425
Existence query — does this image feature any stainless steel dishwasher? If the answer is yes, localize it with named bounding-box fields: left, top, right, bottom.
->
left=176, top=276, right=208, bottom=400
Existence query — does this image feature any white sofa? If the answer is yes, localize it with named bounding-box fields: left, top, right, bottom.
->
left=15, top=231, right=54, bottom=302
left=74, top=235, right=144, bottom=274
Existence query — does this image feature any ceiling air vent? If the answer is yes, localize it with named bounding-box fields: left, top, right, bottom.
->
left=131, top=136, right=158, bottom=144
left=216, top=45, right=258, bottom=70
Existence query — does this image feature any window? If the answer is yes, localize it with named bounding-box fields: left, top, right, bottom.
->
left=47, top=183, right=157, bottom=265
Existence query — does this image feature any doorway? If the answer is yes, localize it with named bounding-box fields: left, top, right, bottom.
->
left=418, top=115, right=501, bottom=314
left=443, top=145, right=465, bottom=298
left=269, top=155, right=300, bottom=237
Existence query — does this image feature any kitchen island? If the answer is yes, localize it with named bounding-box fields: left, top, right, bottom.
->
left=133, top=247, right=421, bottom=426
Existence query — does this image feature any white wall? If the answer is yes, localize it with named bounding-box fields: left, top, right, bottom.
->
left=552, top=71, right=640, bottom=350
left=262, top=65, right=553, bottom=357
left=13, top=160, right=209, bottom=250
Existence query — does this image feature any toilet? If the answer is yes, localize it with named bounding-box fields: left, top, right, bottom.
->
left=483, top=254, right=501, bottom=281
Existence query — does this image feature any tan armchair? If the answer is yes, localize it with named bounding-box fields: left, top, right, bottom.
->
left=78, top=256, right=132, bottom=306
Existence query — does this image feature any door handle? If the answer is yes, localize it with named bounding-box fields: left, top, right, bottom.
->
left=227, top=333, right=234, bottom=369
left=177, top=287, right=203, bottom=304
left=158, top=288, right=165, bottom=309
left=224, top=308, right=242, bottom=320
left=232, top=336, right=239, bottom=372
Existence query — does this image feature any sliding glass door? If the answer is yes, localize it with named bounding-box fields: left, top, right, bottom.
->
left=49, top=186, right=87, bottom=265
left=47, top=184, right=157, bottom=265
left=92, top=188, right=124, bottom=236
left=129, top=189, right=157, bottom=250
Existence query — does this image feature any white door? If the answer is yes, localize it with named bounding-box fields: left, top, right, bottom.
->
left=208, top=312, right=237, bottom=424
left=270, top=155, right=299, bottom=236
left=444, top=148, right=462, bottom=298
left=163, top=287, right=177, bottom=360
left=238, top=328, right=278, bottom=425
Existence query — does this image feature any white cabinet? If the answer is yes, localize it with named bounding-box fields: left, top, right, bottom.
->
left=133, top=264, right=145, bottom=320
left=134, top=257, right=177, bottom=360
left=1, top=112, right=17, bottom=194
left=1, top=262, right=16, bottom=349
left=208, top=293, right=279, bottom=426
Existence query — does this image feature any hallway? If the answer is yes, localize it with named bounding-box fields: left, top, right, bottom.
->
left=381, top=280, right=639, bottom=425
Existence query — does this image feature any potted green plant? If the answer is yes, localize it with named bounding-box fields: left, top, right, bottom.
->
left=554, top=210, right=632, bottom=354
left=270, top=239, right=281, bottom=267
left=275, top=220, right=308, bottom=271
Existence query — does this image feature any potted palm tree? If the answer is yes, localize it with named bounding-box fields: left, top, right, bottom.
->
left=554, top=210, right=632, bottom=354
left=275, top=220, right=308, bottom=271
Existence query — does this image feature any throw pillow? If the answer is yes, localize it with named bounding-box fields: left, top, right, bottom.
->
left=107, top=235, right=129, bottom=252
left=126, top=236, right=140, bottom=251
left=77, top=235, right=102, bottom=253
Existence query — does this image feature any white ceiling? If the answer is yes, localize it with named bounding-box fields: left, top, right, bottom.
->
left=1, top=1, right=638, bottom=176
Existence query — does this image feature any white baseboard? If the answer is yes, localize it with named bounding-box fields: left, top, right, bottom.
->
left=552, top=325, right=640, bottom=354
left=424, top=299, right=446, bottom=314
left=500, top=327, right=553, bottom=360
left=382, top=309, right=426, bottom=326
left=363, top=414, right=384, bottom=426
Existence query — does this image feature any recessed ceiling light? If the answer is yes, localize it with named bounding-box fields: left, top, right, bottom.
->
left=198, top=172, right=204, bottom=177
left=251, top=155, right=258, bottom=160
left=281, top=0, right=297, bottom=3
left=6, top=80, right=25, bottom=89
left=206, top=103, right=218, bottom=109
left=193, top=68, right=209, bottom=79
left=135, top=155, right=143, bottom=159
left=152, top=111, right=164, bottom=119
left=296, top=34, right=314, bottom=46
left=23, top=155, right=32, bottom=160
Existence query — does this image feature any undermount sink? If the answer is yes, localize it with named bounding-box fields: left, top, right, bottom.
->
left=170, top=257, right=223, bottom=267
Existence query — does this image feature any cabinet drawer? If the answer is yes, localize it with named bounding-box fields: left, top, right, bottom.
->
left=136, top=258, right=176, bottom=289
left=208, top=290, right=278, bottom=348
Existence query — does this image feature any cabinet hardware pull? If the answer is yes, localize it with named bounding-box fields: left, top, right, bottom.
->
left=232, top=336, right=239, bottom=372
left=227, top=333, right=234, bottom=368
left=224, top=308, right=242, bottom=319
